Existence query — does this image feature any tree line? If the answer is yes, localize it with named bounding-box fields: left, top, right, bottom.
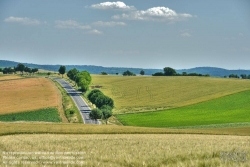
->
left=226, top=74, right=250, bottom=79
left=87, top=89, right=114, bottom=124
left=64, top=67, right=91, bottom=92
left=0, top=63, right=38, bottom=75
left=152, top=67, right=210, bottom=77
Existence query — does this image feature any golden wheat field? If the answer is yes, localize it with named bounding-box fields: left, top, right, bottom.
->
left=0, top=75, right=22, bottom=81
left=0, top=78, right=61, bottom=114
left=0, top=134, right=249, bottom=167
left=91, top=75, right=250, bottom=113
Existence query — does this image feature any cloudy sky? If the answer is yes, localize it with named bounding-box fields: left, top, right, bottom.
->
left=0, top=0, right=249, bottom=69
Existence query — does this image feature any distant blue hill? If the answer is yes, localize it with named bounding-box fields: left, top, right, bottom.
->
left=1, top=60, right=250, bottom=77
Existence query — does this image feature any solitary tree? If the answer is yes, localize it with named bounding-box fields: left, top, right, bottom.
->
left=101, top=72, right=108, bottom=75
left=47, top=72, right=51, bottom=77
left=140, top=70, right=145, bottom=75
left=163, top=67, right=176, bottom=76
left=58, top=66, right=66, bottom=78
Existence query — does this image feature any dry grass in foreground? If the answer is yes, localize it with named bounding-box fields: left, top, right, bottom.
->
left=0, top=75, right=22, bottom=81
left=0, top=134, right=249, bottom=167
left=0, top=78, right=61, bottom=115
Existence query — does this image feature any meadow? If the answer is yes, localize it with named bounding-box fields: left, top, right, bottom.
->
left=0, top=108, right=61, bottom=122
left=0, top=134, right=249, bottom=166
left=117, top=90, right=250, bottom=128
left=91, top=75, right=250, bottom=114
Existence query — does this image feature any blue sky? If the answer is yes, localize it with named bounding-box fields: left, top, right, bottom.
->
left=0, top=0, right=249, bottom=69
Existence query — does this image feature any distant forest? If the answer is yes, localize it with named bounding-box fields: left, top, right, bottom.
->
left=1, top=60, right=250, bottom=77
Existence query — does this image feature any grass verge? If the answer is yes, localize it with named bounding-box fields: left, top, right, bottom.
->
left=116, top=90, right=250, bottom=128
left=53, top=79, right=83, bottom=123
left=0, top=108, right=61, bottom=122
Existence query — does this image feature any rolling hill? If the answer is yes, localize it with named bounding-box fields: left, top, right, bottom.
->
left=1, top=60, right=250, bottom=77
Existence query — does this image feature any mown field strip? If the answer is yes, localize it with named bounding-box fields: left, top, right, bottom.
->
left=91, top=75, right=250, bottom=113
left=0, top=134, right=249, bottom=166
left=0, top=122, right=250, bottom=136
left=116, top=90, right=250, bottom=128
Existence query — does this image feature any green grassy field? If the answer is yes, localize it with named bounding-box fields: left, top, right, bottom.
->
left=91, top=75, right=250, bottom=113
left=117, top=90, right=250, bottom=128
left=0, top=108, right=61, bottom=122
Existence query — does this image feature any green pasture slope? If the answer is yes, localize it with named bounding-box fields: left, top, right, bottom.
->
left=117, top=90, right=250, bottom=128
left=0, top=108, right=61, bottom=122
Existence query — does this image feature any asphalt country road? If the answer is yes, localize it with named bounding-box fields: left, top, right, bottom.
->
left=54, top=78, right=99, bottom=124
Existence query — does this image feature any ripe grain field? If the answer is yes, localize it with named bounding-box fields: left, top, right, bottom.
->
left=0, top=134, right=249, bottom=167
left=0, top=77, right=67, bottom=122
left=91, top=75, right=250, bottom=114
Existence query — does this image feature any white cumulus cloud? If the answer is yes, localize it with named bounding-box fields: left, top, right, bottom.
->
left=55, top=20, right=91, bottom=30
left=113, top=7, right=192, bottom=22
left=4, top=16, right=43, bottom=25
left=92, top=21, right=126, bottom=27
left=91, top=1, right=135, bottom=10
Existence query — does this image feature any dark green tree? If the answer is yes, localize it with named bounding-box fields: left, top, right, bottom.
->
left=152, top=72, right=164, bottom=76
left=123, top=70, right=135, bottom=76
left=163, top=67, right=176, bottom=76
left=101, top=72, right=108, bottom=75
left=240, top=74, right=247, bottom=79
left=100, top=105, right=113, bottom=124
left=140, top=70, right=145, bottom=75
left=0, top=68, right=2, bottom=72
left=58, top=66, right=66, bottom=78
left=31, top=68, right=38, bottom=74
left=89, top=108, right=102, bottom=121
left=47, top=72, right=51, bottom=77
left=15, top=63, right=25, bottom=75
left=67, top=68, right=79, bottom=80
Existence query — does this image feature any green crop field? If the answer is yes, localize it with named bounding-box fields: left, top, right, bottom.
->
left=117, top=90, right=250, bottom=128
left=0, top=108, right=61, bottom=122
left=91, top=75, right=250, bottom=114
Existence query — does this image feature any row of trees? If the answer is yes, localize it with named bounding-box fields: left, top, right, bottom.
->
left=66, top=67, right=92, bottom=92
left=87, top=89, right=114, bottom=124
left=0, top=63, right=38, bottom=75
left=152, top=67, right=209, bottom=77
left=226, top=74, right=250, bottom=79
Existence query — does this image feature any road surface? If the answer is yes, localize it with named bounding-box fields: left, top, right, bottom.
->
left=54, top=78, right=99, bottom=124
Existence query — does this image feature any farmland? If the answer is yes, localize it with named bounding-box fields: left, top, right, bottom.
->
left=0, top=75, right=22, bottom=81
left=0, top=133, right=249, bottom=166
left=0, top=108, right=61, bottom=122
left=91, top=75, right=250, bottom=114
left=0, top=78, right=61, bottom=114
left=117, top=90, right=250, bottom=128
